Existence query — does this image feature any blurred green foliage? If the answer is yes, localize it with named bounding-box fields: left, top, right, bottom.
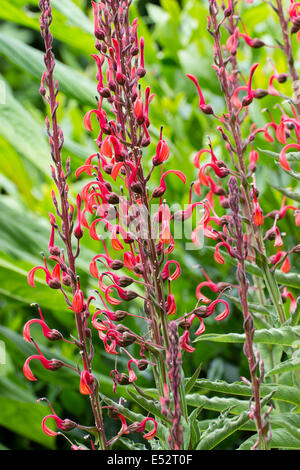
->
left=0, top=0, right=299, bottom=450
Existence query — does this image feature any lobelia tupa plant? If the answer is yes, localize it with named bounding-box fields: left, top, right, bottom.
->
left=21, top=0, right=300, bottom=451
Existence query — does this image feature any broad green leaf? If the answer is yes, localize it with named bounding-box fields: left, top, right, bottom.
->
left=0, top=253, right=68, bottom=315
left=185, top=363, right=202, bottom=394
left=186, top=394, right=251, bottom=414
left=271, top=184, right=300, bottom=203
left=224, top=293, right=271, bottom=316
left=197, top=409, right=251, bottom=450
left=195, top=378, right=300, bottom=406
left=0, top=34, right=96, bottom=106
left=127, top=388, right=171, bottom=426
left=194, top=326, right=300, bottom=347
left=0, top=0, right=93, bottom=53
left=196, top=393, right=273, bottom=450
left=0, top=397, right=55, bottom=448
left=0, top=77, right=50, bottom=176
left=239, top=415, right=300, bottom=450
left=258, top=148, right=300, bottom=162
left=266, top=355, right=300, bottom=377
left=189, top=407, right=202, bottom=449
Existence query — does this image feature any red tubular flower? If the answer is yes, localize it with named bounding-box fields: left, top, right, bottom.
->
left=152, top=170, right=186, bottom=199
left=166, top=294, right=177, bottom=315
left=232, top=63, right=259, bottom=107
left=161, top=260, right=181, bottom=281
left=136, top=417, right=158, bottom=440
left=282, top=287, right=297, bottom=313
left=278, top=143, right=298, bottom=171
left=27, top=261, right=61, bottom=289
left=253, top=191, right=264, bottom=226
left=42, top=414, right=77, bottom=437
left=23, top=351, right=63, bottom=382
left=214, top=241, right=235, bottom=264
left=23, top=319, right=62, bottom=343
left=196, top=269, right=220, bottom=303
left=206, top=295, right=230, bottom=321
left=180, top=330, right=195, bottom=353
left=152, top=127, right=170, bottom=165
left=71, top=282, right=85, bottom=314
left=187, top=74, right=213, bottom=114
left=127, top=359, right=138, bottom=382
left=79, top=370, right=95, bottom=395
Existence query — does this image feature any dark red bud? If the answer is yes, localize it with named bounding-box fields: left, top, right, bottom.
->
left=111, top=260, right=124, bottom=270
left=118, top=276, right=133, bottom=288
left=125, top=290, right=139, bottom=301
left=99, top=87, right=111, bottom=98
left=201, top=104, right=214, bottom=115
left=95, top=29, right=105, bottom=40
left=131, top=182, right=143, bottom=194
left=48, top=279, right=61, bottom=290
left=254, top=88, right=268, bottom=99
left=136, top=67, right=146, bottom=78
left=137, top=360, right=148, bottom=371
left=251, top=38, right=265, bottom=48
left=62, top=275, right=72, bottom=286
left=278, top=73, right=288, bottom=83
left=114, top=310, right=128, bottom=320
left=108, top=193, right=120, bottom=204
left=122, top=331, right=137, bottom=346
left=49, top=246, right=61, bottom=256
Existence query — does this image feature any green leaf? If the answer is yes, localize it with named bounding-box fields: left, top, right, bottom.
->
left=197, top=409, right=251, bottom=450
left=0, top=34, right=96, bottom=106
left=195, top=378, right=300, bottom=406
left=189, top=407, right=202, bottom=449
left=0, top=0, right=93, bottom=53
left=0, top=397, right=55, bottom=448
left=0, top=77, right=50, bottom=176
left=266, top=355, right=300, bottom=377
left=186, top=394, right=250, bottom=414
left=224, top=293, right=271, bottom=316
left=194, top=326, right=300, bottom=347
left=258, top=148, right=300, bottom=162
left=196, top=392, right=274, bottom=450
left=271, top=184, right=300, bottom=203
left=239, top=414, right=300, bottom=450
left=126, top=388, right=171, bottom=426
left=185, top=363, right=202, bottom=394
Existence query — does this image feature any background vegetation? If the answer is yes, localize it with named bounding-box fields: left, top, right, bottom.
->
left=0, top=0, right=299, bottom=450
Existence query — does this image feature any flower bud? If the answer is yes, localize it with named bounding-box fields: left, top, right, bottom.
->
left=111, top=260, right=124, bottom=270
left=49, top=246, right=61, bottom=256
left=137, top=359, right=148, bottom=371
left=119, top=276, right=133, bottom=288
left=48, top=279, right=61, bottom=290
left=108, top=193, right=120, bottom=204
left=114, top=310, right=128, bottom=321
left=126, top=290, right=139, bottom=301
left=122, top=331, right=137, bottom=346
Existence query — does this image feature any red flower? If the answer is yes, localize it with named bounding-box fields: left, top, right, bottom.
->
left=180, top=330, right=195, bottom=353
left=79, top=370, right=95, bottom=395
left=23, top=348, right=63, bottom=382
left=71, top=283, right=85, bottom=314
left=187, top=73, right=214, bottom=114
left=136, top=417, right=158, bottom=440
